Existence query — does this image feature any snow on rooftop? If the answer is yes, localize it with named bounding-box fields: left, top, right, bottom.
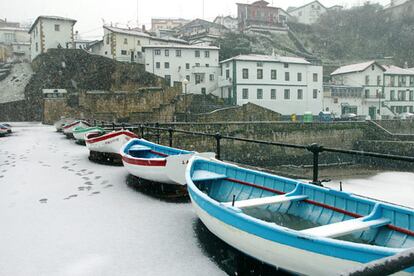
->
left=331, top=61, right=379, bottom=76
left=384, top=65, right=414, bottom=75
left=220, top=54, right=311, bottom=65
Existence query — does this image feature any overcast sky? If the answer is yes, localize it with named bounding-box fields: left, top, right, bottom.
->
left=1, top=0, right=389, bottom=39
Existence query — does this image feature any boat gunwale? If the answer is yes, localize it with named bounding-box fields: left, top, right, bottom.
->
left=85, top=130, right=138, bottom=144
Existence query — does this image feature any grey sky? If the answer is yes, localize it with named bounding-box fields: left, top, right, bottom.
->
left=1, top=0, right=389, bottom=39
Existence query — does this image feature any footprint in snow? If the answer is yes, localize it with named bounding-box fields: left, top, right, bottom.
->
left=89, top=191, right=100, bottom=196
left=84, top=181, right=93, bottom=186
left=39, top=198, right=48, bottom=204
left=104, top=184, right=113, bottom=189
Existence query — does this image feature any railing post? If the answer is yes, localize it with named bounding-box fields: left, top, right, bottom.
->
left=93, top=119, right=96, bottom=126
left=168, top=127, right=173, bottom=147
left=155, top=122, right=160, bottom=144
left=306, top=143, right=323, bottom=185
left=101, top=121, right=105, bottom=128
left=215, top=132, right=222, bottom=160
left=122, top=123, right=125, bottom=130
left=140, top=124, right=144, bottom=139
left=112, top=122, right=115, bottom=130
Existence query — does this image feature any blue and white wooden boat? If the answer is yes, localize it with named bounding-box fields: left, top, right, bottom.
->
left=0, top=123, right=10, bottom=136
left=121, top=139, right=214, bottom=186
left=186, top=157, right=414, bottom=275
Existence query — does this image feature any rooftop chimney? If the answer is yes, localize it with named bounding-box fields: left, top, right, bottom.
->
left=142, top=24, right=146, bottom=32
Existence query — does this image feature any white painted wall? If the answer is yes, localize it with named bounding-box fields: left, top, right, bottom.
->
left=220, top=58, right=323, bottom=115
left=143, top=46, right=220, bottom=95
left=289, top=1, right=327, bottom=25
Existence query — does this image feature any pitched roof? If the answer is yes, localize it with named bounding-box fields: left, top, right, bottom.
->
left=29, top=16, right=76, bottom=33
left=220, top=54, right=311, bottom=65
left=178, top=18, right=227, bottom=30
left=383, top=65, right=414, bottom=75
left=384, top=0, right=410, bottom=9
left=331, top=61, right=385, bottom=76
left=288, top=1, right=327, bottom=13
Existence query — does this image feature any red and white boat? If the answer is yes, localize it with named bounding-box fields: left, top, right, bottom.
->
left=85, top=130, right=138, bottom=165
left=62, top=120, right=90, bottom=138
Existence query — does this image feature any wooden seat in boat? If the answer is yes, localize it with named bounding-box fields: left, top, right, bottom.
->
left=300, top=217, right=391, bottom=238
left=224, top=194, right=308, bottom=209
left=192, top=170, right=227, bottom=182
left=129, top=145, right=152, bottom=153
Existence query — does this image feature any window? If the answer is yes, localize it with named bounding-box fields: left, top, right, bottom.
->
left=313, top=73, right=318, bottom=82
left=205, top=64, right=209, bottom=67
left=176, top=50, right=181, bottom=57
left=257, top=69, right=263, bottom=79
left=390, top=76, right=395, bottom=86
left=284, top=89, right=290, bottom=99
left=205, top=51, right=210, bottom=58
left=271, top=69, right=277, bottom=80
left=35, top=42, right=38, bottom=52
left=155, top=49, right=161, bottom=55
left=297, top=89, right=303, bottom=100
left=365, top=75, right=370, bottom=85
left=313, top=89, right=318, bottom=99
left=242, top=88, right=248, bottom=99
left=410, top=90, right=414, bottom=101
left=165, top=50, right=169, bottom=56
left=391, top=90, right=396, bottom=101
left=365, top=89, right=369, bottom=98
left=400, top=76, right=407, bottom=87
left=165, top=75, right=171, bottom=86
left=195, top=63, right=200, bottom=67
left=201, top=88, right=206, bottom=94
left=410, top=77, right=414, bottom=86
left=195, top=50, right=200, bottom=57
left=195, top=74, right=202, bottom=84
left=257, top=62, right=263, bottom=67
left=242, top=68, right=249, bottom=79
left=106, top=35, right=109, bottom=44
left=285, top=72, right=290, bottom=81
left=186, top=63, right=190, bottom=69
left=121, top=50, right=127, bottom=55
left=124, top=38, right=128, bottom=44
left=226, top=69, right=230, bottom=79
left=156, top=62, right=160, bottom=69
left=297, top=72, right=302, bottom=82
left=284, top=63, right=289, bottom=68
left=398, top=90, right=406, bottom=101
left=377, top=76, right=381, bottom=86
left=209, top=74, right=215, bottom=81
left=271, top=89, right=276, bottom=99
left=186, top=75, right=190, bottom=81
left=164, top=62, right=170, bottom=69
left=371, top=64, right=375, bottom=70
left=257, top=89, right=263, bottom=99
left=54, top=24, right=60, bottom=31
left=137, top=40, right=141, bottom=45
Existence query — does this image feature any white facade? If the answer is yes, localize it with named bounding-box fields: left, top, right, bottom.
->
left=102, top=26, right=188, bottom=64
left=324, top=61, right=414, bottom=119
left=151, top=18, right=189, bottom=32
left=213, top=16, right=238, bottom=32
left=0, top=27, right=29, bottom=45
left=29, top=16, right=76, bottom=61
left=288, top=1, right=342, bottom=25
left=219, top=54, right=323, bottom=115
left=143, top=45, right=220, bottom=95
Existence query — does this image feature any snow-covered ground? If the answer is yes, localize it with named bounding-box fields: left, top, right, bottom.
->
left=0, top=123, right=224, bottom=276
left=0, top=63, right=32, bottom=104
left=1, top=123, right=413, bottom=276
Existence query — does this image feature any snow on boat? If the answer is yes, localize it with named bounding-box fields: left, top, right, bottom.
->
left=54, top=117, right=75, bottom=132
left=121, top=138, right=214, bottom=186
left=186, top=157, right=414, bottom=276
left=0, top=124, right=10, bottom=136
left=73, top=126, right=105, bottom=144
left=62, top=120, right=91, bottom=138
left=85, top=130, right=138, bottom=165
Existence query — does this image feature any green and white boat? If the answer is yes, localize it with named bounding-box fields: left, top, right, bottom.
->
left=73, top=126, right=105, bottom=143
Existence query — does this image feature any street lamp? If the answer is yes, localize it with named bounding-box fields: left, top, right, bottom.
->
left=182, top=78, right=189, bottom=122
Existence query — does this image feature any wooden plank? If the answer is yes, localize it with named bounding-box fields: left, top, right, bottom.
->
left=192, top=170, right=227, bottom=182
left=224, top=195, right=308, bottom=209
left=300, top=217, right=391, bottom=238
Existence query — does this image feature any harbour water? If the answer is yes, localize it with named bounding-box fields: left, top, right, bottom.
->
left=0, top=123, right=413, bottom=275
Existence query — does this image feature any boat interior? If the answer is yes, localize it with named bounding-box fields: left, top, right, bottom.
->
left=124, top=139, right=192, bottom=158
left=190, top=158, right=414, bottom=249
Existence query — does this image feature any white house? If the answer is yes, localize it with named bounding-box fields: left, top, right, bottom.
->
left=0, top=26, right=30, bottom=61
left=219, top=54, right=323, bottom=115
left=101, top=25, right=188, bottom=64
left=151, top=18, right=190, bottom=32
left=142, top=45, right=220, bottom=95
left=324, top=61, right=414, bottom=119
left=288, top=1, right=342, bottom=25
left=29, top=16, right=76, bottom=61
left=213, top=16, right=238, bottom=32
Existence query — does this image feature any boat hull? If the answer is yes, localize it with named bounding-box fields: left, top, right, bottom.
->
left=86, top=130, right=138, bottom=155
left=63, top=121, right=90, bottom=137
left=73, top=127, right=104, bottom=142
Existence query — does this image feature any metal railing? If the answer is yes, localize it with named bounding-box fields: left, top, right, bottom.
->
left=92, top=120, right=414, bottom=186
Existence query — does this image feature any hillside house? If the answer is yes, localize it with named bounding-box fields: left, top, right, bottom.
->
left=288, top=1, right=343, bottom=25
left=237, top=1, right=290, bottom=33
left=143, top=44, right=220, bottom=96
left=29, top=16, right=76, bottom=61
left=151, top=18, right=190, bottom=32
left=219, top=54, right=323, bottom=115
left=213, top=16, right=238, bottom=32
left=175, top=19, right=228, bottom=45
